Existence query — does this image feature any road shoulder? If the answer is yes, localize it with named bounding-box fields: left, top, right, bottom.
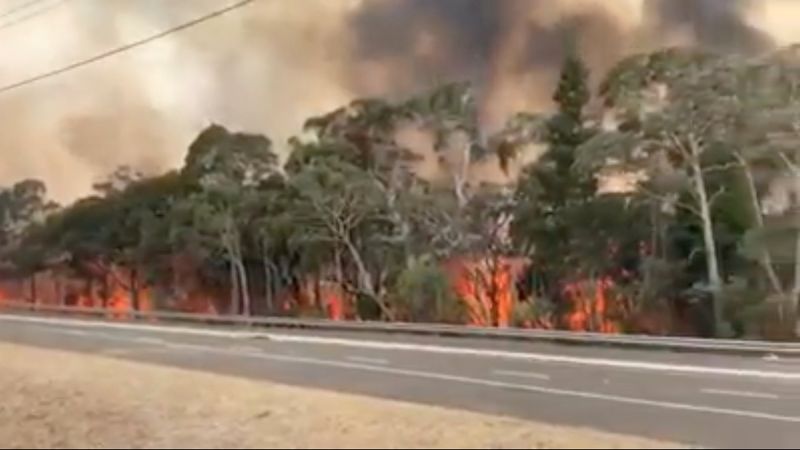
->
left=0, top=342, right=678, bottom=449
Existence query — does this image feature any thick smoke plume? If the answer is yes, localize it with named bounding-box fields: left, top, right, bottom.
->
left=0, top=0, right=794, bottom=202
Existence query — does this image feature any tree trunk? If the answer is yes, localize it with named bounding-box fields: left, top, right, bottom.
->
left=130, top=267, right=140, bottom=312
left=334, top=245, right=344, bottom=287
left=229, top=257, right=239, bottom=315
left=488, top=256, right=500, bottom=327
left=236, top=259, right=251, bottom=317
left=474, top=267, right=493, bottom=326
left=55, top=274, right=63, bottom=307
left=786, top=168, right=800, bottom=337
left=29, top=274, right=37, bottom=305
left=689, top=138, right=723, bottom=333
left=453, top=132, right=472, bottom=209
left=738, top=156, right=784, bottom=295
left=334, top=245, right=346, bottom=312
left=101, top=274, right=110, bottom=309
left=262, top=253, right=274, bottom=314
left=344, top=238, right=394, bottom=320
left=650, top=203, right=659, bottom=258
left=791, top=220, right=800, bottom=336
left=453, top=174, right=468, bottom=209
left=86, top=277, right=94, bottom=308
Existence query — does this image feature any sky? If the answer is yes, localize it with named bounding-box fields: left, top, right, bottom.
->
left=1, top=0, right=800, bottom=203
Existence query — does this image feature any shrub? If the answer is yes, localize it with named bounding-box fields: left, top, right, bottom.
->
left=393, top=260, right=466, bottom=324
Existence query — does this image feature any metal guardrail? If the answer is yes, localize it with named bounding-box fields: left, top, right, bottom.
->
left=2, top=300, right=799, bottom=357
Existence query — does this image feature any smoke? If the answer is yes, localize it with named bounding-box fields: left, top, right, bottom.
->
left=0, top=0, right=357, bottom=201
left=0, top=0, right=795, bottom=203
left=348, top=0, right=635, bottom=130
left=643, top=0, right=773, bottom=53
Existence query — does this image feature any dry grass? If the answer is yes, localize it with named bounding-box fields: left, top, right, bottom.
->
left=0, top=343, right=676, bottom=449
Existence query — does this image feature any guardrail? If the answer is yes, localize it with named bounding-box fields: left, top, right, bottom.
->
left=2, top=300, right=799, bottom=357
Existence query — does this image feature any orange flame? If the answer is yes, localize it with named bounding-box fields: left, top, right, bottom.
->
left=3, top=253, right=618, bottom=333
left=563, top=277, right=620, bottom=333
left=319, top=281, right=345, bottom=320
left=285, top=278, right=347, bottom=320
left=446, top=256, right=525, bottom=327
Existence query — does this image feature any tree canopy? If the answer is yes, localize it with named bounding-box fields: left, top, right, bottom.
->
left=5, top=46, right=800, bottom=339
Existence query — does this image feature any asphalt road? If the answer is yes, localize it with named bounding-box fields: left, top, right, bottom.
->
left=0, top=313, right=799, bottom=448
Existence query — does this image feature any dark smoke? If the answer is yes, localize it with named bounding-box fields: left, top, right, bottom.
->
left=645, top=0, right=773, bottom=53
left=348, top=0, right=776, bottom=126
left=350, top=0, right=773, bottom=87
left=0, top=0, right=787, bottom=203
left=350, top=0, right=512, bottom=86
left=348, top=0, right=628, bottom=125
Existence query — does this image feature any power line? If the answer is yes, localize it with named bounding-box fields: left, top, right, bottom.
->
left=0, top=0, right=67, bottom=32
left=0, top=0, right=50, bottom=21
left=0, top=0, right=254, bottom=95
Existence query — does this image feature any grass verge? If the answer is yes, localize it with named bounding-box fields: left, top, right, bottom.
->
left=0, top=343, right=677, bottom=448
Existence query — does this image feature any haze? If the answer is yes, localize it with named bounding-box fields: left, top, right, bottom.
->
left=1, top=0, right=799, bottom=203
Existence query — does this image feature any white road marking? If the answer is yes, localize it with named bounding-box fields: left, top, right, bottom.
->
left=0, top=314, right=255, bottom=339
left=134, top=337, right=165, bottom=345
left=346, top=356, right=390, bottom=366
left=99, top=348, right=137, bottom=356
left=100, top=347, right=173, bottom=356
left=701, top=388, right=780, bottom=400
left=492, top=369, right=551, bottom=381
left=154, top=341, right=800, bottom=424
left=262, top=333, right=800, bottom=381
left=3, top=313, right=800, bottom=381
left=16, top=325, right=800, bottom=424
left=61, top=329, right=88, bottom=337
left=228, top=345, right=263, bottom=353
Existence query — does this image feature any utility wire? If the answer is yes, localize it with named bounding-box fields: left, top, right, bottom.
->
left=0, top=0, right=49, bottom=21
left=0, top=0, right=254, bottom=95
left=0, top=0, right=67, bottom=32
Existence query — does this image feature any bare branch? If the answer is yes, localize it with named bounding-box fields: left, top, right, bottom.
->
left=702, top=162, right=741, bottom=174
left=665, top=131, right=692, bottom=161
left=694, top=114, right=717, bottom=139
left=638, top=184, right=702, bottom=217
left=708, top=186, right=727, bottom=206
left=778, top=151, right=800, bottom=175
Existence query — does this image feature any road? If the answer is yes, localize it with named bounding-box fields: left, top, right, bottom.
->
left=0, top=313, right=798, bottom=448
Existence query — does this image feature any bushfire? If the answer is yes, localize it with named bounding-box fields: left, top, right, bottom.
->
left=0, top=256, right=624, bottom=333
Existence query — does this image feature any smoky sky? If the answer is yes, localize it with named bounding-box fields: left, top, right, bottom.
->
left=350, top=0, right=541, bottom=92
left=351, top=0, right=510, bottom=72
left=0, top=0, right=793, bottom=203
left=645, top=0, right=773, bottom=53
left=350, top=0, right=773, bottom=90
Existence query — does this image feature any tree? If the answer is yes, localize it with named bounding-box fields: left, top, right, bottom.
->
left=104, top=171, right=187, bottom=311
left=287, top=157, right=394, bottom=319
left=92, top=165, right=145, bottom=197
left=0, top=179, right=59, bottom=300
left=0, top=179, right=58, bottom=251
left=246, top=174, right=292, bottom=314
left=177, top=124, right=280, bottom=316
left=510, top=51, right=597, bottom=304
left=293, top=95, right=465, bottom=317
left=401, top=82, right=483, bottom=208
left=732, top=47, right=800, bottom=334
left=579, top=49, right=749, bottom=335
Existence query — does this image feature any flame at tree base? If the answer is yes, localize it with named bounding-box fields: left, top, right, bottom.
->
left=563, top=277, right=621, bottom=333
left=0, top=257, right=639, bottom=334
left=445, top=256, right=523, bottom=327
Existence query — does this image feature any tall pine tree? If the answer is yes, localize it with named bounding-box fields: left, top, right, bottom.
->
left=511, top=50, right=597, bottom=300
